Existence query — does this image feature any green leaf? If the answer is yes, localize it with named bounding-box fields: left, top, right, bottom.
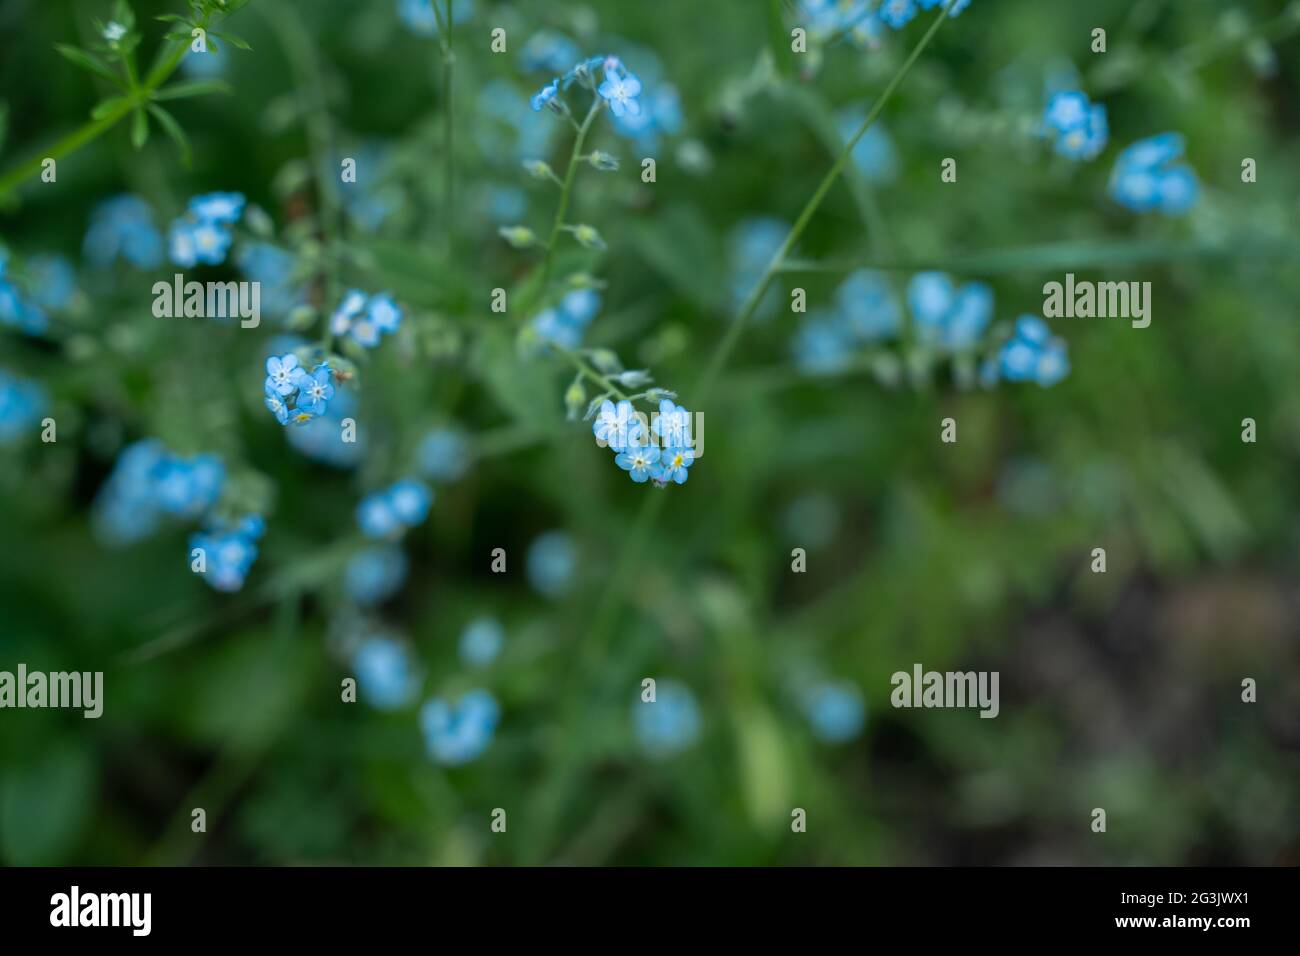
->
left=130, top=106, right=148, bottom=149
left=211, top=30, right=252, bottom=51
left=152, top=78, right=232, bottom=101
left=0, top=103, right=7, bottom=158
left=147, top=103, right=191, bottom=164
left=91, top=95, right=128, bottom=120
left=53, top=43, right=122, bottom=86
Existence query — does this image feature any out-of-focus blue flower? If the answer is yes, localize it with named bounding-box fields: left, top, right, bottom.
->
left=420, top=689, right=500, bottom=765
left=997, top=315, right=1070, bottom=387
left=839, top=110, right=898, bottom=182
left=397, top=0, right=471, bottom=36
left=529, top=288, right=601, bottom=350
left=792, top=313, right=854, bottom=376
left=180, top=40, right=228, bottom=78
left=330, top=289, right=402, bottom=349
left=520, top=30, right=579, bottom=73
left=459, top=616, right=505, bottom=668
left=878, top=0, right=917, bottom=28
left=354, top=635, right=420, bottom=710
left=907, top=272, right=993, bottom=350
left=0, top=369, right=46, bottom=443
left=188, top=192, right=246, bottom=223
left=800, top=680, right=866, bottom=743
left=1109, top=132, right=1198, bottom=215
left=610, top=82, right=683, bottom=151
left=0, top=265, right=50, bottom=336
left=526, top=530, right=575, bottom=598
left=1043, top=90, right=1108, bottom=161
left=92, top=442, right=224, bottom=538
left=284, top=386, right=365, bottom=468
left=84, top=195, right=163, bottom=269
left=357, top=478, right=433, bottom=540
left=417, top=427, right=471, bottom=482
left=154, top=453, right=225, bottom=518
left=836, top=269, right=900, bottom=342
left=530, top=77, right=562, bottom=113
left=634, top=679, right=701, bottom=758
left=237, top=242, right=304, bottom=318
left=189, top=513, right=263, bottom=592
left=345, top=545, right=409, bottom=606
left=169, top=215, right=233, bottom=267
left=729, top=217, right=790, bottom=321
left=25, top=255, right=76, bottom=312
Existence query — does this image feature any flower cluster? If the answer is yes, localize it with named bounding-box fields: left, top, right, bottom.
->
left=993, top=316, right=1070, bottom=388
left=459, top=616, right=504, bottom=668
left=908, top=271, right=994, bottom=350
left=356, top=478, right=433, bottom=540
left=0, top=369, right=46, bottom=443
left=92, top=440, right=225, bottom=547
left=83, top=194, right=162, bottom=269
left=329, top=289, right=403, bottom=348
left=189, top=514, right=265, bottom=592
left=529, top=287, right=600, bottom=350
left=531, top=53, right=644, bottom=119
left=169, top=192, right=246, bottom=267
left=792, top=268, right=900, bottom=374
left=353, top=635, right=422, bottom=710
left=420, top=689, right=501, bottom=765
left=592, top=397, right=697, bottom=486
left=345, top=545, right=409, bottom=606
left=264, top=353, right=337, bottom=426
left=1109, top=132, right=1199, bottom=215
left=729, top=217, right=791, bottom=320
left=879, top=0, right=972, bottom=29
left=1043, top=89, right=1108, bottom=161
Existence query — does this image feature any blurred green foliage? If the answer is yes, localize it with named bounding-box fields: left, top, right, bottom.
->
left=1, top=0, right=1299, bottom=865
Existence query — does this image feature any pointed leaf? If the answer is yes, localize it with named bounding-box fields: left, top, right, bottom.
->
left=211, top=30, right=252, bottom=51
left=152, top=78, right=232, bottom=101
left=91, top=96, right=129, bottom=120
left=53, top=44, right=122, bottom=86
left=147, top=104, right=191, bottom=165
left=130, top=106, right=148, bottom=149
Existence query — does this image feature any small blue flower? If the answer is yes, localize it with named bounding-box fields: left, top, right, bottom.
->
left=526, top=530, right=575, bottom=598
left=592, top=399, right=643, bottom=451
left=345, top=546, right=409, bottom=605
left=615, top=436, right=660, bottom=483
left=397, top=0, right=471, bottom=36
left=633, top=680, right=701, bottom=758
left=84, top=195, right=163, bottom=269
left=357, top=493, right=400, bottom=539
left=420, top=689, right=500, bottom=765
left=417, top=427, right=471, bottom=482
left=792, top=314, right=853, bottom=376
left=367, top=292, right=402, bottom=333
left=459, top=616, right=505, bottom=668
left=1044, top=91, right=1108, bottom=161
left=652, top=445, right=695, bottom=486
left=530, top=77, right=562, bottom=113
left=388, top=478, right=433, bottom=526
left=354, top=635, right=420, bottom=710
left=1109, top=132, right=1198, bottom=215
left=597, top=69, right=642, bottom=118
left=188, top=191, right=245, bottom=224
left=520, top=30, right=579, bottom=73
left=294, top=365, right=336, bottom=415
left=357, top=479, right=433, bottom=539
left=0, top=369, right=47, bottom=444
left=878, top=0, right=918, bottom=29
left=651, top=398, right=692, bottom=448
left=265, top=353, right=300, bottom=396
left=836, top=269, right=900, bottom=342
left=801, top=681, right=866, bottom=743
left=998, top=314, right=1070, bottom=387
left=189, top=514, right=261, bottom=592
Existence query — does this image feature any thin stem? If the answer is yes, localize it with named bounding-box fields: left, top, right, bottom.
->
left=554, top=344, right=631, bottom=402
left=694, top=0, right=957, bottom=407
left=0, top=41, right=189, bottom=199
left=525, top=97, right=602, bottom=318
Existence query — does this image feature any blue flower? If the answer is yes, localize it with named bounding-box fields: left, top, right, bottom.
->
left=520, top=31, right=579, bottom=74
left=530, top=77, right=562, bottom=113
left=357, top=479, right=433, bottom=539
left=998, top=315, right=1070, bottom=387
left=836, top=268, right=900, bottom=342
left=615, top=435, right=660, bottom=483
left=345, top=545, right=409, bottom=606
left=1109, top=132, right=1198, bottom=215
left=800, top=680, right=866, bottom=743
left=529, top=288, right=601, bottom=350
left=284, top=387, right=365, bottom=467
left=526, top=530, right=575, bottom=598
left=1043, top=91, right=1108, bottom=161
left=397, top=0, right=471, bottom=36
left=367, top=292, right=402, bottom=334
left=417, top=427, right=471, bottom=482
left=0, top=369, right=47, bottom=444
left=593, top=399, right=643, bottom=451
left=329, top=290, right=401, bottom=348
left=0, top=270, right=49, bottom=337
left=188, top=191, right=245, bottom=224
left=878, top=0, right=917, bottom=29
left=729, top=216, right=790, bottom=320
left=83, top=195, right=162, bottom=269
left=294, top=365, right=336, bottom=415
left=907, top=272, right=993, bottom=350
left=353, top=636, right=420, bottom=710
left=265, top=353, right=300, bottom=396
left=839, top=111, right=898, bottom=182
left=652, top=445, right=695, bottom=486
left=236, top=242, right=303, bottom=317
left=792, top=314, right=854, bottom=375
left=169, top=215, right=233, bottom=266
left=459, top=616, right=505, bottom=668
left=633, top=680, right=701, bottom=758
left=189, top=514, right=262, bottom=592
left=155, top=453, right=224, bottom=518
left=597, top=69, right=642, bottom=118
left=419, top=689, right=500, bottom=765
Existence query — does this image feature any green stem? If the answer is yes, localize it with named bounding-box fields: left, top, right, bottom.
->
left=0, top=42, right=189, bottom=199
left=554, top=345, right=631, bottom=402
left=694, top=0, right=957, bottom=406
left=525, top=97, right=602, bottom=318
